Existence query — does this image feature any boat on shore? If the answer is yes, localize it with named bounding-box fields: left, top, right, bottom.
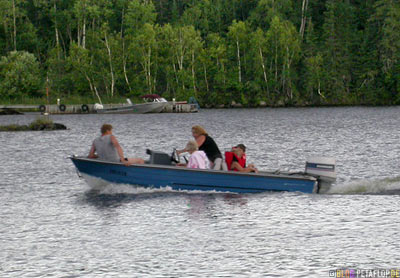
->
left=70, top=150, right=336, bottom=194
left=0, top=95, right=198, bottom=114
left=95, top=97, right=167, bottom=114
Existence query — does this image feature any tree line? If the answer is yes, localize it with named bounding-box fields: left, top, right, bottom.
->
left=0, top=0, right=399, bottom=106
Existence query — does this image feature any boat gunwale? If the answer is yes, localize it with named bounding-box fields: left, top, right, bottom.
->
left=70, top=156, right=317, bottom=182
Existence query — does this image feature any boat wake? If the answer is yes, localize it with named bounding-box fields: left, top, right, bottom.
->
left=93, top=183, right=182, bottom=195
left=87, top=182, right=225, bottom=196
left=79, top=173, right=226, bottom=196
left=80, top=171, right=400, bottom=196
left=85, top=178, right=400, bottom=196
left=327, top=176, right=400, bottom=195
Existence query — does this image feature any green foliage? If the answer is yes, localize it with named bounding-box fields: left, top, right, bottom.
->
left=0, top=0, right=399, bottom=106
left=305, top=54, right=325, bottom=104
left=30, top=116, right=53, bottom=126
left=263, top=16, right=301, bottom=104
left=125, top=0, right=156, bottom=34
left=321, top=0, right=357, bottom=104
left=372, top=0, right=400, bottom=97
left=249, top=0, right=293, bottom=29
left=0, top=124, right=29, bottom=132
left=0, top=51, right=42, bottom=100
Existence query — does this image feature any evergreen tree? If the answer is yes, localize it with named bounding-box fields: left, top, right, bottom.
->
left=321, top=0, right=357, bottom=104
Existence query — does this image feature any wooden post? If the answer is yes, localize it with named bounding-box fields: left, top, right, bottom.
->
left=46, top=73, right=50, bottom=115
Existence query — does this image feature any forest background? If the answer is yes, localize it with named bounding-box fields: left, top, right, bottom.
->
left=0, top=0, right=399, bottom=106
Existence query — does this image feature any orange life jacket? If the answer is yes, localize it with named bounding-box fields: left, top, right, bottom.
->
left=225, top=151, right=246, bottom=171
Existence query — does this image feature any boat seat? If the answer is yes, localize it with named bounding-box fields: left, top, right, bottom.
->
left=221, top=161, right=228, bottom=171
left=213, top=158, right=228, bottom=171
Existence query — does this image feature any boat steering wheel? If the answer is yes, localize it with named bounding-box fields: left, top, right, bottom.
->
left=170, top=148, right=180, bottom=164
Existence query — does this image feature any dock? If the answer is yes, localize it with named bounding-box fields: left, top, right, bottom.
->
left=0, top=102, right=198, bottom=114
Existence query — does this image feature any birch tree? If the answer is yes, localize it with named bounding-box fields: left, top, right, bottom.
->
left=227, top=20, right=248, bottom=84
left=265, top=16, right=300, bottom=102
left=67, top=43, right=102, bottom=103
left=251, top=28, right=270, bottom=99
left=131, top=23, right=157, bottom=93
left=203, top=33, right=228, bottom=103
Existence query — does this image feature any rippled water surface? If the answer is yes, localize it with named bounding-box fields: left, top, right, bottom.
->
left=1, top=107, right=400, bottom=277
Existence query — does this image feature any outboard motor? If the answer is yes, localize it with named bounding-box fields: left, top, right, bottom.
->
left=305, top=157, right=336, bottom=192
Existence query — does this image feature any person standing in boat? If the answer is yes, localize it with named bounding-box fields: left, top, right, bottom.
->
left=178, top=125, right=223, bottom=169
left=88, top=124, right=144, bottom=166
left=225, top=144, right=258, bottom=173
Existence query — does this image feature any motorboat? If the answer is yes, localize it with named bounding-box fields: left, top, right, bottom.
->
left=140, top=94, right=169, bottom=113
left=70, top=150, right=336, bottom=194
left=95, top=98, right=167, bottom=114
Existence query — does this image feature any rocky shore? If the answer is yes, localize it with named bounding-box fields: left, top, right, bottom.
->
left=0, top=109, right=23, bottom=115
left=0, top=117, right=67, bottom=131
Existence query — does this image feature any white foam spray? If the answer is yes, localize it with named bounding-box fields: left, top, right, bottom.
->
left=327, top=176, right=400, bottom=194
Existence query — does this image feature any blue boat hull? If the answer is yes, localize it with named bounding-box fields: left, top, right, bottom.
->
left=70, top=157, right=318, bottom=193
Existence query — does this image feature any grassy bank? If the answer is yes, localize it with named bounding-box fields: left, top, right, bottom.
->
left=0, top=117, right=67, bottom=131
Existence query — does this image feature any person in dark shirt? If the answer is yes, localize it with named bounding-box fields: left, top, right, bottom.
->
left=177, top=125, right=223, bottom=169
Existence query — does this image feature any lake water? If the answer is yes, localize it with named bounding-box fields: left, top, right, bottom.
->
left=1, top=107, right=400, bottom=277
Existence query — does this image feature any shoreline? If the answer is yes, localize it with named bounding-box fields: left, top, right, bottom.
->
left=0, top=102, right=198, bottom=114
left=0, top=103, right=399, bottom=115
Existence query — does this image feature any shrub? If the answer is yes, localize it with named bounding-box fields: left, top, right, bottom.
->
left=0, top=51, right=43, bottom=100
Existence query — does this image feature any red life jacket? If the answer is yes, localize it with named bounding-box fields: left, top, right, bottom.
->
left=225, top=151, right=246, bottom=171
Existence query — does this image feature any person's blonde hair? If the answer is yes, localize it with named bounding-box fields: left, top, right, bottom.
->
left=192, top=125, right=208, bottom=136
left=186, top=140, right=198, bottom=152
left=101, top=124, right=113, bottom=134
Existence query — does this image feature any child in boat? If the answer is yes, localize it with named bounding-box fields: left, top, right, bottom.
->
left=179, top=140, right=210, bottom=169
left=225, top=144, right=258, bottom=173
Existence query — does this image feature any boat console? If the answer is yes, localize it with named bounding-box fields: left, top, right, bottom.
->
left=145, top=149, right=175, bottom=165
